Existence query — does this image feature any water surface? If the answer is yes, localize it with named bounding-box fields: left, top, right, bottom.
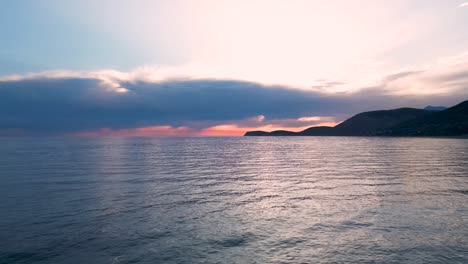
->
left=1, top=137, right=467, bottom=263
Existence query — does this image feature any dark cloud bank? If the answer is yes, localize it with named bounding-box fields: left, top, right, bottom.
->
left=0, top=77, right=466, bottom=135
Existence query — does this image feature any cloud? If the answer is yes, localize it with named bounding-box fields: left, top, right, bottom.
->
left=70, top=126, right=195, bottom=137
left=0, top=77, right=352, bottom=135
left=310, top=81, right=347, bottom=92
left=297, top=116, right=323, bottom=122
left=70, top=120, right=339, bottom=137
left=460, top=2, right=468, bottom=7
left=375, top=50, right=468, bottom=96
left=1, top=50, right=468, bottom=136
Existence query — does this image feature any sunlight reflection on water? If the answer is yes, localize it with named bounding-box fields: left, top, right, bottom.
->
left=0, top=137, right=467, bottom=263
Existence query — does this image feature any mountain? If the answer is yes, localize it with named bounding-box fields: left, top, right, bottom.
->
left=323, top=108, right=431, bottom=136
left=297, top=126, right=336, bottom=136
left=245, top=108, right=431, bottom=136
left=424, top=106, right=447, bottom=111
left=244, top=131, right=273, bottom=136
left=244, top=130, right=297, bottom=136
left=244, top=100, right=468, bottom=137
left=379, top=100, right=468, bottom=136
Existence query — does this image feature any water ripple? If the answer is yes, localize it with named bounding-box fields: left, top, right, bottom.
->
left=0, top=137, right=467, bottom=264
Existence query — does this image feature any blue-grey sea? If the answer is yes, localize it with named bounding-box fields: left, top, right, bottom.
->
left=0, top=137, right=467, bottom=264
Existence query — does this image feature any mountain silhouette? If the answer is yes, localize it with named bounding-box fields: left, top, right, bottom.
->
left=244, top=100, right=468, bottom=137
left=379, top=100, right=468, bottom=136
left=424, top=106, right=447, bottom=111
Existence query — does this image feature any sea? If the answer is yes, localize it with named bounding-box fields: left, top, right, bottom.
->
left=0, top=137, right=467, bottom=264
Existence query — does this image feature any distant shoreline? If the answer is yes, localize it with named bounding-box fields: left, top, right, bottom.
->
left=244, top=135, right=468, bottom=139
left=245, top=100, right=468, bottom=138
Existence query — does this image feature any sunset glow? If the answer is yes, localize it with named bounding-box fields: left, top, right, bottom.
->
left=70, top=122, right=339, bottom=137
left=1, top=1, right=468, bottom=136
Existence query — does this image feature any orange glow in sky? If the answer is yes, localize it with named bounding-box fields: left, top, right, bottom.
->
left=71, top=122, right=339, bottom=137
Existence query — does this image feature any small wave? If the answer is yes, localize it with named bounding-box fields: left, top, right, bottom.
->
left=206, top=232, right=261, bottom=249
left=1, top=251, right=56, bottom=263
left=451, top=189, right=468, bottom=195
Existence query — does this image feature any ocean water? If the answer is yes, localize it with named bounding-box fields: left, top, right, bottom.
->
left=0, top=137, right=467, bottom=264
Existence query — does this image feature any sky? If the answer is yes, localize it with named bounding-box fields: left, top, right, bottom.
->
left=1, top=0, right=468, bottom=136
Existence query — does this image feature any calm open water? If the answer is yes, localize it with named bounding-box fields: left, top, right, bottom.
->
left=0, top=137, right=467, bottom=264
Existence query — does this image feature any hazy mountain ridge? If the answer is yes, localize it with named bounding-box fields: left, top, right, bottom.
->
left=424, top=106, right=447, bottom=111
left=244, top=100, right=468, bottom=137
left=378, top=101, right=468, bottom=136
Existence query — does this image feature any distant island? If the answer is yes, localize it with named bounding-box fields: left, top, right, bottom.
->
left=244, top=100, right=468, bottom=137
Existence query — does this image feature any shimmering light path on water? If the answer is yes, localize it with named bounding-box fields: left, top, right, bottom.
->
left=1, top=137, right=467, bottom=263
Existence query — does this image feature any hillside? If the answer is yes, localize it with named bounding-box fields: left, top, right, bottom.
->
left=244, top=100, right=468, bottom=137
left=324, top=108, right=431, bottom=136
left=244, top=130, right=298, bottom=136
left=424, top=106, right=447, bottom=111
left=379, top=100, right=468, bottom=136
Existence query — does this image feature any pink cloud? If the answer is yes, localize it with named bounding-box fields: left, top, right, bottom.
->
left=70, top=126, right=195, bottom=137
left=0, top=129, right=27, bottom=136
left=69, top=120, right=339, bottom=137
